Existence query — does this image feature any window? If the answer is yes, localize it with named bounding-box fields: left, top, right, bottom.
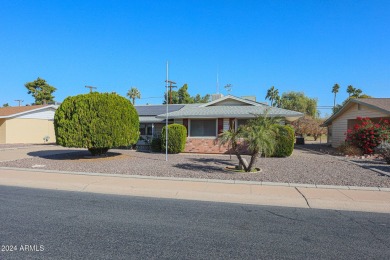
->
left=237, top=119, right=249, bottom=127
left=190, top=119, right=216, bottom=137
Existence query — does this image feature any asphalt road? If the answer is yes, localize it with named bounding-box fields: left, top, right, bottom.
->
left=1, top=186, right=389, bottom=259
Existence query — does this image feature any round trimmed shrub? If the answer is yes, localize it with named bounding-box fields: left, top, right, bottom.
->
left=54, top=92, right=139, bottom=155
left=272, top=124, right=295, bottom=157
left=161, top=124, right=187, bottom=154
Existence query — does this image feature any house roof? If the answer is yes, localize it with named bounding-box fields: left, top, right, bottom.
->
left=135, top=95, right=303, bottom=122
left=135, top=104, right=185, bottom=116
left=0, top=105, right=56, bottom=118
left=138, top=116, right=166, bottom=123
left=157, top=104, right=303, bottom=120
left=323, top=98, right=390, bottom=126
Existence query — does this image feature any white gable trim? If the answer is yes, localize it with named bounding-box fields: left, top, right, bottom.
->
left=199, top=95, right=261, bottom=107
left=0, top=105, right=57, bottom=119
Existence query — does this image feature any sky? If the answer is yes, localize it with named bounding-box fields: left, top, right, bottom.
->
left=1, top=0, right=389, bottom=117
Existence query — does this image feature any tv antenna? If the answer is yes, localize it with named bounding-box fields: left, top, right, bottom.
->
left=165, top=80, right=177, bottom=104
left=15, top=100, right=23, bottom=106
left=85, top=85, right=97, bottom=93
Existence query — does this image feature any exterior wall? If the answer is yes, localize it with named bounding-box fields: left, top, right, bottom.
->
left=0, top=119, right=6, bottom=144
left=5, top=118, right=56, bottom=144
left=331, top=103, right=389, bottom=147
left=184, top=138, right=230, bottom=154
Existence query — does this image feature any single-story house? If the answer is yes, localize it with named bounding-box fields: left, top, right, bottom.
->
left=323, top=98, right=390, bottom=147
left=0, top=105, right=57, bottom=144
left=136, top=94, right=303, bottom=153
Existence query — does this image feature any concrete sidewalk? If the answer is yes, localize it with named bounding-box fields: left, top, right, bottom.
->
left=1, top=168, right=389, bottom=213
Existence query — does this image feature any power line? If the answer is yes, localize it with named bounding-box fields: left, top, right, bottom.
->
left=14, top=100, right=23, bottom=106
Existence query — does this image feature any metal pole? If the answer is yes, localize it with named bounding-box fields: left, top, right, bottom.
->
left=165, top=61, right=169, bottom=161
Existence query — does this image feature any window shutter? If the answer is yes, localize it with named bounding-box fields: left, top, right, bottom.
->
left=218, top=118, right=223, bottom=134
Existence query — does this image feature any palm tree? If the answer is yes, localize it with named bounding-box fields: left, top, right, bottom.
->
left=331, top=83, right=340, bottom=109
left=127, top=87, right=141, bottom=105
left=218, top=110, right=278, bottom=172
left=265, top=86, right=279, bottom=106
left=347, top=85, right=355, bottom=98
left=351, top=88, right=362, bottom=98
left=274, top=95, right=282, bottom=108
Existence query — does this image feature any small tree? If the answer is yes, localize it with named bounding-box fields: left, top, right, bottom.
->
left=291, top=116, right=327, bottom=140
left=54, top=93, right=139, bottom=155
left=161, top=124, right=187, bottom=153
left=2, top=103, right=9, bottom=107
left=25, top=77, right=57, bottom=105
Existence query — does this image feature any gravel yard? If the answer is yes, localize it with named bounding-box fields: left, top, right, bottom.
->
left=0, top=143, right=389, bottom=188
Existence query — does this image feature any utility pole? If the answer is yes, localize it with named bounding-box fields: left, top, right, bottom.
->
left=85, top=85, right=97, bottom=93
left=14, top=100, right=23, bottom=106
left=165, top=80, right=177, bottom=104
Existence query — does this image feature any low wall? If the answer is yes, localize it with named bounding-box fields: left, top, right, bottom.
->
left=184, top=138, right=249, bottom=154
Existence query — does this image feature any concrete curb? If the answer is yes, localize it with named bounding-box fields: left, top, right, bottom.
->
left=1, top=166, right=389, bottom=192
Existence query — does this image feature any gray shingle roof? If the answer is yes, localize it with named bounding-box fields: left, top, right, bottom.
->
left=158, top=104, right=303, bottom=119
left=139, top=116, right=165, bottom=123
left=135, top=104, right=184, bottom=116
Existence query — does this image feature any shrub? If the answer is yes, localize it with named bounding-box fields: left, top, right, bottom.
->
left=337, top=143, right=363, bottom=156
left=345, top=117, right=390, bottom=154
left=161, top=124, right=187, bottom=153
left=54, top=92, right=139, bottom=155
left=272, top=124, right=295, bottom=157
left=151, top=138, right=162, bottom=152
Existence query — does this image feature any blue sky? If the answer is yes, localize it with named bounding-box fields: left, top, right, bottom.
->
left=1, top=0, right=389, bottom=117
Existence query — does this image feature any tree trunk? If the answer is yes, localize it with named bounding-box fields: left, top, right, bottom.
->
left=247, top=152, right=258, bottom=172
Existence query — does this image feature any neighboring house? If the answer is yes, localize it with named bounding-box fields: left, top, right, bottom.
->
left=323, top=98, right=390, bottom=147
left=136, top=95, right=303, bottom=153
left=0, top=105, right=57, bottom=144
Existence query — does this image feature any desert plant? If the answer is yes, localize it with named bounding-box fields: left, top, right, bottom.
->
left=273, top=125, right=295, bottom=157
left=54, top=92, right=139, bottom=155
left=161, top=124, right=187, bottom=153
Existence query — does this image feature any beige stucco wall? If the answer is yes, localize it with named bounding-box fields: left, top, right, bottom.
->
left=0, top=119, right=6, bottom=144
left=4, top=118, right=56, bottom=144
left=331, top=103, right=389, bottom=147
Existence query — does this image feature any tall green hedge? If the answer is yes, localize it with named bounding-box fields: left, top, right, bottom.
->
left=161, top=124, right=187, bottom=154
left=54, top=92, right=139, bottom=155
left=272, top=124, right=295, bottom=157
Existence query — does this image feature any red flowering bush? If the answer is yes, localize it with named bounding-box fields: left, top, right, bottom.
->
left=345, top=117, right=390, bottom=154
